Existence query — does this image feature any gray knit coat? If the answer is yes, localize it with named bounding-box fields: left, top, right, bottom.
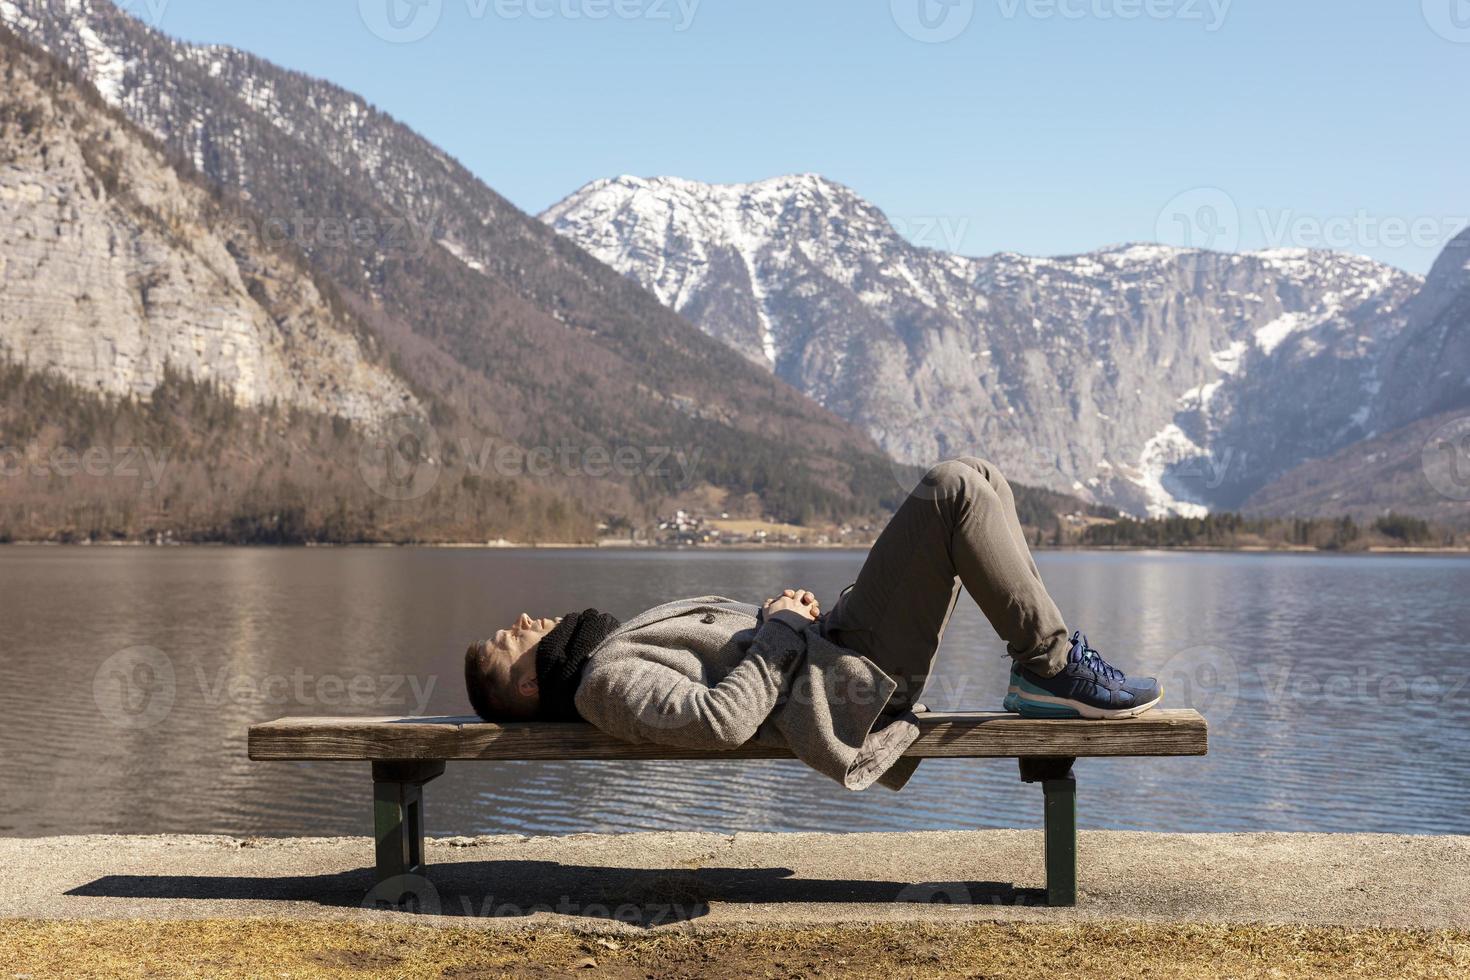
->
left=573, top=596, right=922, bottom=791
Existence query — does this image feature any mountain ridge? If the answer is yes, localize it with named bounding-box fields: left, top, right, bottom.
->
left=10, top=0, right=1462, bottom=532
left=1, top=0, right=917, bottom=527
left=544, top=172, right=1451, bottom=518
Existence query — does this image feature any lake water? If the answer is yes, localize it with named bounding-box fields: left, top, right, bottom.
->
left=2, top=547, right=1468, bottom=840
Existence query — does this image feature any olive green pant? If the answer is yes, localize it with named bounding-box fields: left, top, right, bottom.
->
left=822, top=457, right=1070, bottom=712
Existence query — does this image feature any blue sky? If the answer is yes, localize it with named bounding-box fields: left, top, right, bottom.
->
left=135, top=0, right=1465, bottom=274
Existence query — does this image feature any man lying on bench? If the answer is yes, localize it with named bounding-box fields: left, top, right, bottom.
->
left=465, top=457, right=1162, bottom=791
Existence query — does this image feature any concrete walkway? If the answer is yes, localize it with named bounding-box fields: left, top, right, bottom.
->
left=2, top=832, right=1466, bottom=932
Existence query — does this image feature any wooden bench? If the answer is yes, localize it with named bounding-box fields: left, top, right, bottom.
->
left=248, top=709, right=1207, bottom=907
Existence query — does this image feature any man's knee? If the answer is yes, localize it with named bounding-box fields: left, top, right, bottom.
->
left=922, top=457, right=1005, bottom=503
left=957, top=456, right=1015, bottom=500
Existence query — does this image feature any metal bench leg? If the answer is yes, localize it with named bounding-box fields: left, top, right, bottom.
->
left=1020, top=757, right=1077, bottom=907
left=372, top=760, right=445, bottom=884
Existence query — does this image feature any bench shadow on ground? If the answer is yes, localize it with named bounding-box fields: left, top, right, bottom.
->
left=67, top=861, right=1043, bottom=926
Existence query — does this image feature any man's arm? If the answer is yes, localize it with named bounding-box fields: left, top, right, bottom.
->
left=574, top=609, right=810, bottom=750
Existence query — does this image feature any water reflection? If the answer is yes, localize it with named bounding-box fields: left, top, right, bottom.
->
left=1, top=548, right=1467, bottom=838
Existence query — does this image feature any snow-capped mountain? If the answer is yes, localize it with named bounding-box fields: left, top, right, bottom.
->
left=544, top=174, right=1426, bottom=515
left=11, top=0, right=1459, bottom=525
left=1239, top=229, right=1470, bottom=525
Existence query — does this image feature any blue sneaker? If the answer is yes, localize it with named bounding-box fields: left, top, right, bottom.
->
left=1003, top=665, right=1022, bottom=713
left=1011, top=632, right=1161, bottom=720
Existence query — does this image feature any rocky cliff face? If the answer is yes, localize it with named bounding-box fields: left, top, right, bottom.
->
left=0, top=27, right=417, bottom=426
left=3, top=0, right=907, bottom=524
left=544, top=174, right=1426, bottom=516
left=1238, top=229, right=1470, bottom=524
left=1372, top=228, right=1470, bottom=430
left=13, top=0, right=1459, bottom=526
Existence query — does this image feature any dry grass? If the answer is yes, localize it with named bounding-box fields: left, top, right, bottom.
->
left=705, top=518, right=814, bottom=538
left=3, top=919, right=1468, bottom=979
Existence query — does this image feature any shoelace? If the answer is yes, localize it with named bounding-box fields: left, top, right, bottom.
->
left=1072, top=633, right=1125, bottom=682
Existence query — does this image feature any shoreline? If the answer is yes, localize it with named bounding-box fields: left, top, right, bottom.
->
left=2, top=539, right=1468, bottom=556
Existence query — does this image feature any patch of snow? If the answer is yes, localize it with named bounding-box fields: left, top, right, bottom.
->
left=1254, top=312, right=1308, bottom=355
left=0, top=1, right=27, bottom=29
left=240, top=77, right=284, bottom=127
left=437, top=239, right=484, bottom=274
left=1178, top=380, right=1223, bottom=408
left=1211, top=340, right=1248, bottom=375
left=738, top=248, right=778, bottom=365
left=74, top=15, right=130, bottom=104
left=1254, top=247, right=1312, bottom=261
left=1132, top=424, right=1210, bottom=519
left=1100, top=243, right=1186, bottom=265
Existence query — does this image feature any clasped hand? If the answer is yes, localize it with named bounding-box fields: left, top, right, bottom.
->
left=761, top=588, right=821, bottom=622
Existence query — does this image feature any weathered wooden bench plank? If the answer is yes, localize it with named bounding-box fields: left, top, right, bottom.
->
left=247, top=709, right=1207, bottom=909
left=248, top=709, right=1207, bottom=762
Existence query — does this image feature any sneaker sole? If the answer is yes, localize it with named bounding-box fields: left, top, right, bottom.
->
left=1012, top=689, right=1163, bottom=720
